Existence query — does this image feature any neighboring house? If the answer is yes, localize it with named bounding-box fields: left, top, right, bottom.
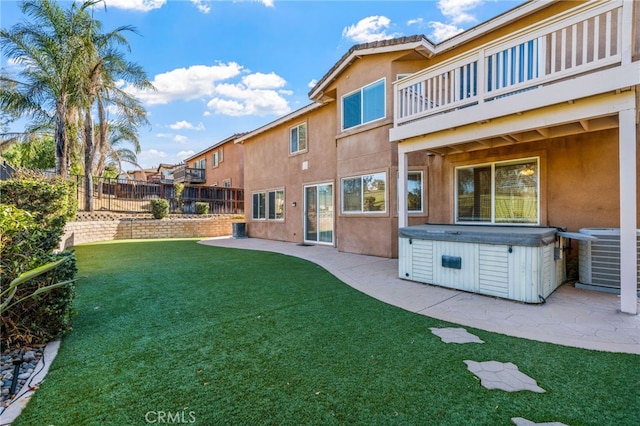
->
left=157, top=163, right=176, bottom=184
left=389, top=0, right=639, bottom=314
left=174, top=133, right=245, bottom=188
left=130, top=168, right=159, bottom=182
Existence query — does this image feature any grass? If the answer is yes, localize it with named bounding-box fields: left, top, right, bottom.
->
left=14, top=240, right=639, bottom=425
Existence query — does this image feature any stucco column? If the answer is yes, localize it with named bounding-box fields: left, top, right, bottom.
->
left=398, top=148, right=408, bottom=229
left=619, top=107, right=638, bottom=315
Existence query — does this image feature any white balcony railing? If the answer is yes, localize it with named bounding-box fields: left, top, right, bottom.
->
left=395, top=1, right=624, bottom=126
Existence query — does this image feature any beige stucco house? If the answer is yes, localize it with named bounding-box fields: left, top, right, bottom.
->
left=238, top=0, right=639, bottom=313
left=237, top=36, right=436, bottom=258
left=174, top=133, right=245, bottom=188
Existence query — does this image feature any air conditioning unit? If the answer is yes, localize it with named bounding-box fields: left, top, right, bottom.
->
left=577, top=228, right=640, bottom=294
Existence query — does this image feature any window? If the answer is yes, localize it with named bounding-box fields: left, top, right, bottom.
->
left=268, top=190, right=285, bottom=219
left=194, top=159, right=205, bottom=169
left=456, top=158, right=539, bottom=224
left=252, top=189, right=284, bottom=220
left=212, top=149, right=223, bottom=167
left=252, top=193, right=265, bottom=220
left=223, top=179, right=231, bottom=188
left=342, top=172, right=386, bottom=213
left=290, top=123, right=307, bottom=154
left=342, top=79, right=385, bottom=130
left=408, top=171, right=423, bottom=212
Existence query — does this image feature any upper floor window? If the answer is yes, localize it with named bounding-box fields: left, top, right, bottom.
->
left=194, top=159, right=205, bottom=169
left=223, top=179, right=232, bottom=188
left=342, top=172, right=386, bottom=213
left=290, top=123, right=307, bottom=154
left=342, top=78, right=385, bottom=130
left=212, top=148, right=223, bottom=167
left=456, top=158, right=539, bottom=224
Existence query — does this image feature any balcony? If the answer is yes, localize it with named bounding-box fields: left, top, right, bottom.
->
left=172, top=166, right=206, bottom=184
left=390, top=1, right=638, bottom=146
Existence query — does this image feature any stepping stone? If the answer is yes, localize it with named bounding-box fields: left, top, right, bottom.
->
left=464, top=360, right=545, bottom=393
left=511, top=418, right=568, bottom=426
left=430, top=327, right=485, bottom=344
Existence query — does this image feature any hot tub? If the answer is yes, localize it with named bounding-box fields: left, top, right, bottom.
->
left=399, top=224, right=565, bottom=303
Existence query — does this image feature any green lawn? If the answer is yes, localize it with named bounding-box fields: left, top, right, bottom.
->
left=14, top=240, right=639, bottom=425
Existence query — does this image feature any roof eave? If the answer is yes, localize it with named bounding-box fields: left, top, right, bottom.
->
left=308, top=36, right=435, bottom=101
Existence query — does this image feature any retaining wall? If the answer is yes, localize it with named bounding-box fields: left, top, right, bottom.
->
left=60, top=213, right=244, bottom=250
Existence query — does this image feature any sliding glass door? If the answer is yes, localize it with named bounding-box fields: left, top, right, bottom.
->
left=304, top=183, right=333, bottom=244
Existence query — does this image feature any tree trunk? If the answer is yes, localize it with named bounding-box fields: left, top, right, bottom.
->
left=84, top=110, right=95, bottom=212
left=55, top=98, right=69, bottom=177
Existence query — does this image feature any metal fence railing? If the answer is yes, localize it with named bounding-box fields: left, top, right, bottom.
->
left=1, top=170, right=245, bottom=214
left=70, top=175, right=244, bottom=214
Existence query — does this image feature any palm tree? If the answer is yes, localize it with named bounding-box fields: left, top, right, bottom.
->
left=1, top=0, right=153, bottom=194
left=79, top=22, right=152, bottom=210
left=0, top=0, right=102, bottom=177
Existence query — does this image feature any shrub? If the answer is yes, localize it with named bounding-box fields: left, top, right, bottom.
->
left=150, top=199, right=169, bottom=219
left=195, top=202, right=209, bottom=215
left=0, top=172, right=78, bottom=349
left=0, top=170, right=77, bottom=252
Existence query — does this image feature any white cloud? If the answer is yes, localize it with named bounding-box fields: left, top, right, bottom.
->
left=207, top=85, right=290, bottom=117
left=127, top=62, right=292, bottom=117
left=169, top=120, right=205, bottom=131
left=260, top=0, right=274, bottom=7
left=407, top=18, right=424, bottom=26
left=429, top=21, right=465, bottom=42
left=126, top=62, right=244, bottom=105
left=190, top=0, right=212, bottom=14
left=425, top=0, right=484, bottom=42
left=177, top=150, right=195, bottom=160
left=203, top=72, right=291, bottom=116
left=139, top=149, right=168, bottom=163
left=308, top=79, right=318, bottom=89
left=438, top=0, right=485, bottom=24
left=342, top=16, right=400, bottom=44
left=242, top=72, right=286, bottom=90
left=103, top=0, right=166, bottom=12
left=173, top=135, right=188, bottom=144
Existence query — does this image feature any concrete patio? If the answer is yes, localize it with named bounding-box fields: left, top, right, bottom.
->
left=200, top=237, right=640, bottom=355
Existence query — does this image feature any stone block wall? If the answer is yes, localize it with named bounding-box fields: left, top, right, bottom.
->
left=59, top=213, right=244, bottom=250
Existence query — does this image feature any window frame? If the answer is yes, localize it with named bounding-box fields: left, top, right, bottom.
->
left=289, top=122, right=308, bottom=155
left=341, top=78, right=386, bottom=131
left=454, top=157, right=540, bottom=225
left=212, top=151, right=219, bottom=168
left=252, top=189, right=285, bottom=221
left=341, top=172, right=387, bottom=214
left=407, top=171, right=424, bottom=213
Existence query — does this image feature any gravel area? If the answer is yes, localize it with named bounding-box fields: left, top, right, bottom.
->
left=0, top=346, right=45, bottom=408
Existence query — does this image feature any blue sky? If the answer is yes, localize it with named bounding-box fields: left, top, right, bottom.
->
left=1, top=0, right=524, bottom=170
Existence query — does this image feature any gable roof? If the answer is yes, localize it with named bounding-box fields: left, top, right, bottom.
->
left=235, top=102, right=324, bottom=144
left=308, top=35, right=434, bottom=102
left=184, top=132, right=248, bottom=162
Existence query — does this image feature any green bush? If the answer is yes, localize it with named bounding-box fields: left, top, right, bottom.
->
left=0, top=172, right=78, bottom=349
left=150, top=199, right=169, bottom=219
left=0, top=171, right=77, bottom=252
left=195, top=202, right=209, bottom=215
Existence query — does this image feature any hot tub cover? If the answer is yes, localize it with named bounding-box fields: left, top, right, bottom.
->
left=399, top=224, right=560, bottom=247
